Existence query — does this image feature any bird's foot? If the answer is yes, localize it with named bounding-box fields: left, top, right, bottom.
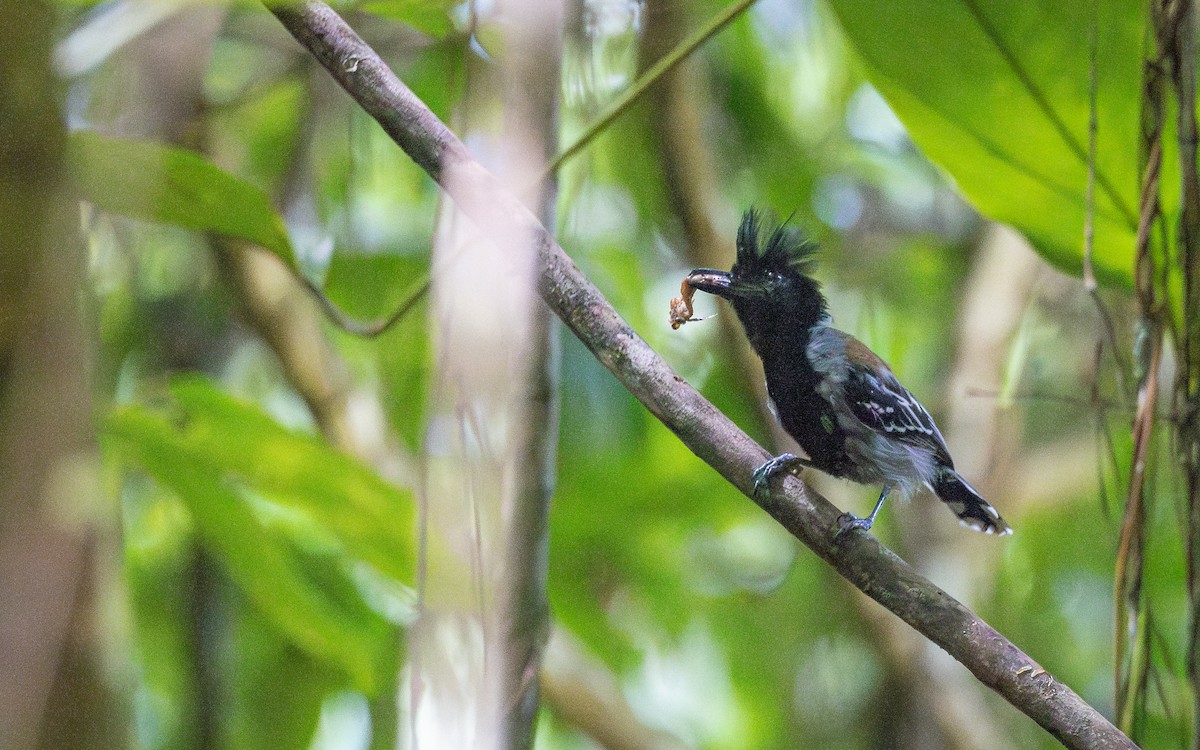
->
left=751, top=453, right=808, bottom=496
left=834, top=485, right=890, bottom=540
left=835, top=513, right=874, bottom=539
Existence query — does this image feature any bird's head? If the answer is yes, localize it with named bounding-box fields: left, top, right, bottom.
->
left=687, top=210, right=827, bottom=331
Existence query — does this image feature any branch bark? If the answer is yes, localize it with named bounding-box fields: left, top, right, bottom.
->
left=541, top=628, right=689, bottom=750
left=267, top=2, right=1136, bottom=747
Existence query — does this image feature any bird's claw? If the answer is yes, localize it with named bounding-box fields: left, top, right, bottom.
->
left=751, top=453, right=801, bottom=496
left=835, top=513, right=874, bottom=539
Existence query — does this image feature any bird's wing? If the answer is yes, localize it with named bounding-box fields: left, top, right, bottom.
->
left=839, top=336, right=954, bottom=465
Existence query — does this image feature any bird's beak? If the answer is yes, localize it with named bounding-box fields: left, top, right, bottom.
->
left=685, top=269, right=734, bottom=297
left=687, top=268, right=768, bottom=300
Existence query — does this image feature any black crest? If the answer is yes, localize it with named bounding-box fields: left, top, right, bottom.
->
left=734, top=209, right=819, bottom=280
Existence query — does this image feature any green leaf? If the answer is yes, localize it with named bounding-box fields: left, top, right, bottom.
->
left=122, top=490, right=201, bottom=750
left=68, top=131, right=297, bottom=269
left=324, top=254, right=432, bottom=451
left=324, top=253, right=427, bottom=320
left=827, top=0, right=1145, bottom=288
left=361, top=0, right=457, bottom=38
left=403, top=35, right=469, bottom=123
left=103, top=385, right=412, bottom=693
left=167, top=375, right=416, bottom=583
left=227, top=606, right=342, bottom=750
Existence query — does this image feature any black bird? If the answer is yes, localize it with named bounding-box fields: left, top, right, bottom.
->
left=684, top=210, right=1011, bottom=536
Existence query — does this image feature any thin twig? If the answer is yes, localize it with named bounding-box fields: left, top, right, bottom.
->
left=965, top=385, right=1175, bottom=421
left=1114, top=326, right=1162, bottom=731
left=297, top=271, right=429, bottom=337
left=544, top=0, right=756, bottom=176
left=1081, top=0, right=1130, bottom=402
left=266, top=3, right=1136, bottom=747
left=1158, top=0, right=1200, bottom=746
left=1115, top=0, right=1169, bottom=728
left=1082, top=0, right=1098, bottom=297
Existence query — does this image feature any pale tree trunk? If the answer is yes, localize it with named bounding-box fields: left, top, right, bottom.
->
left=0, top=2, right=124, bottom=749
left=410, top=1, right=562, bottom=747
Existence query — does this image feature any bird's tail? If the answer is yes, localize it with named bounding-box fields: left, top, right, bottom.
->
left=931, top=470, right=1012, bottom=536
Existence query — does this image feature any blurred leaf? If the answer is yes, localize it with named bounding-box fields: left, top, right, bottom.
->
left=324, top=252, right=427, bottom=320
left=209, top=75, right=306, bottom=194
left=227, top=604, right=341, bottom=750
left=326, top=254, right=433, bottom=452
left=404, top=35, right=469, bottom=122
left=710, top=12, right=832, bottom=224
left=167, top=375, right=416, bottom=583
left=122, top=488, right=200, bottom=750
left=361, top=0, right=457, bottom=38
left=827, top=0, right=1144, bottom=287
left=68, top=131, right=297, bottom=269
left=597, top=111, right=667, bottom=225
left=104, top=386, right=408, bottom=693
left=551, top=330, right=762, bottom=663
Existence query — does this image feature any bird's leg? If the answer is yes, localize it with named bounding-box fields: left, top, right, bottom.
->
left=751, top=453, right=816, bottom=496
left=836, top=484, right=891, bottom=538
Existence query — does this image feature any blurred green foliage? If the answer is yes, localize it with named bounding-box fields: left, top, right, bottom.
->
left=70, top=132, right=297, bottom=268
left=829, top=0, right=1146, bottom=289
left=55, top=0, right=1180, bottom=748
left=105, top=378, right=408, bottom=747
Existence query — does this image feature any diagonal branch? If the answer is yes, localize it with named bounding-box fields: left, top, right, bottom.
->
left=267, top=3, right=1135, bottom=748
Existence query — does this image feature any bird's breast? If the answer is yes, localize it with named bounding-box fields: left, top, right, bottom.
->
left=761, top=347, right=860, bottom=480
